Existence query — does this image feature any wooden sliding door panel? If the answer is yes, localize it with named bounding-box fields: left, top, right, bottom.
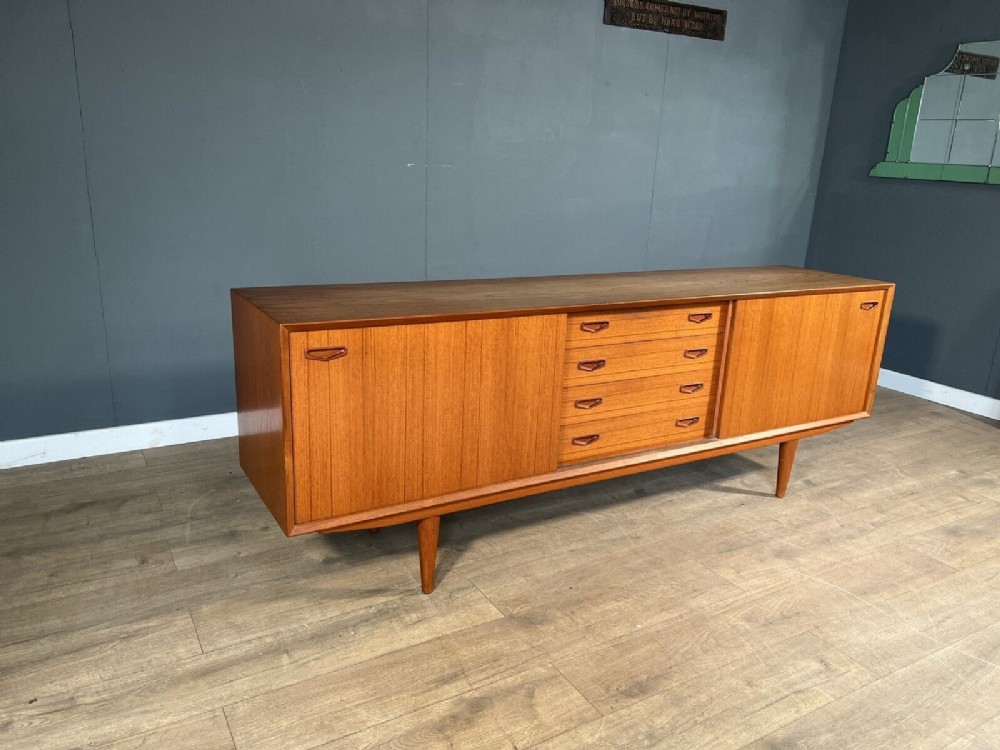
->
left=419, top=322, right=468, bottom=498
left=719, top=291, right=887, bottom=437
left=361, top=326, right=411, bottom=515
left=470, top=315, right=566, bottom=486
left=289, top=315, right=564, bottom=523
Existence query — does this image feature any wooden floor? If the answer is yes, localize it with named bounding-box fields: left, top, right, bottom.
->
left=1, top=389, right=999, bottom=749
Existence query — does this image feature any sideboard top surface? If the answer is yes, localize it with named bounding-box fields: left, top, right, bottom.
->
left=234, top=266, right=893, bottom=329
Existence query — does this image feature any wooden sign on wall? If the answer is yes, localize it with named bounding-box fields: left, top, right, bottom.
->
left=603, top=0, right=727, bottom=41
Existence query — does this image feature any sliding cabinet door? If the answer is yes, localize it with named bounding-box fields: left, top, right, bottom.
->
left=719, top=290, right=890, bottom=437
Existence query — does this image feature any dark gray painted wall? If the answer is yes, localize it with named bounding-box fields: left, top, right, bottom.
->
left=808, top=0, right=1000, bottom=399
left=0, top=1, right=116, bottom=438
left=2, top=0, right=847, bottom=440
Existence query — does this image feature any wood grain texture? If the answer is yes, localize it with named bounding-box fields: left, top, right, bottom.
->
left=776, top=439, right=799, bottom=498
left=288, top=316, right=564, bottom=524
left=4, top=388, right=999, bottom=749
left=468, top=315, right=565, bottom=486
left=314, top=665, right=599, bottom=750
left=417, top=515, right=440, bottom=594
left=231, top=291, right=292, bottom=533
left=565, top=302, right=726, bottom=347
left=719, top=290, right=889, bottom=437
left=305, top=418, right=854, bottom=533
left=865, top=284, right=896, bottom=413
left=558, top=398, right=714, bottom=464
left=100, top=710, right=236, bottom=750
left=562, top=330, right=725, bottom=382
left=235, top=270, right=895, bottom=593
left=234, top=266, right=890, bottom=329
left=560, top=365, right=718, bottom=423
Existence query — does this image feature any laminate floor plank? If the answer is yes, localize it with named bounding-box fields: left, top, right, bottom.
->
left=0, top=540, right=177, bottom=603
left=1, top=388, right=998, bottom=750
left=0, top=611, right=203, bottom=706
left=1, top=585, right=500, bottom=749
left=0, top=451, right=147, bottom=492
left=552, top=609, right=760, bottom=714
left=441, top=559, right=745, bottom=694
left=298, top=665, right=597, bottom=750
left=944, top=734, right=998, bottom=750
left=877, top=554, right=1000, bottom=646
left=906, top=505, right=1000, bottom=570
left=222, top=637, right=479, bottom=750
left=739, top=648, right=1000, bottom=750
left=0, top=502, right=171, bottom=562
left=535, top=632, right=874, bottom=749
left=96, top=709, right=236, bottom=750
left=814, top=604, right=946, bottom=677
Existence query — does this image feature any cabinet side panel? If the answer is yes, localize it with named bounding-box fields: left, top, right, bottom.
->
left=719, top=291, right=886, bottom=437
left=232, top=292, right=291, bottom=534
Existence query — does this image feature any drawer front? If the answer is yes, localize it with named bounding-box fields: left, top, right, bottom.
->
left=559, top=402, right=713, bottom=464
left=566, top=304, right=726, bottom=348
left=563, top=331, right=724, bottom=382
left=560, top=365, right=718, bottom=424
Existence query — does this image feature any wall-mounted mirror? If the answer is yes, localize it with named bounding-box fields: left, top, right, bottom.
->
left=871, top=41, right=1000, bottom=185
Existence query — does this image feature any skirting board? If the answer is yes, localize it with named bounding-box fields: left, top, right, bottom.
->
left=877, top=369, right=1000, bottom=421
left=0, top=370, right=996, bottom=470
left=0, top=413, right=238, bottom=470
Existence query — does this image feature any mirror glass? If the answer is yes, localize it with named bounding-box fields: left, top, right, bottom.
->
left=871, top=41, right=1000, bottom=184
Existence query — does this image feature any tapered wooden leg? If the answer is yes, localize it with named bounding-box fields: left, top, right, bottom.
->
left=776, top=439, right=799, bottom=498
left=417, top=516, right=440, bottom=594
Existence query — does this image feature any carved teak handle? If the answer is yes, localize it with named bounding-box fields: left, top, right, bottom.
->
left=572, top=434, right=601, bottom=446
left=675, top=417, right=701, bottom=428
left=683, top=348, right=709, bottom=359
left=580, top=321, right=610, bottom=333
left=305, top=346, right=348, bottom=361
left=688, top=312, right=713, bottom=324
left=860, top=301, right=879, bottom=311
left=577, top=359, right=607, bottom=372
left=679, top=383, right=704, bottom=394
left=574, top=397, right=604, bottom=410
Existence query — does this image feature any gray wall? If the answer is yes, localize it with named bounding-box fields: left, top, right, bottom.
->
left=2, top=0, right=847, bottom=440
left=808, top=0, right=1000, bottom=399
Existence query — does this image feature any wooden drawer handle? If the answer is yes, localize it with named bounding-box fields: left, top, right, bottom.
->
left=577, top=359, right=607, bottom=372
left=305, top=346, right=348, bottom=361
left=860, top=301, right=879, bottom=311
left=688, top=312, right=713, bottom=324
left=679, top=383, right=704, bottom=394
left=572, top=434, right=601, bottom=446
left=675, top=416, right=701, bottom=428
left=683, top=348, right=709, bottom=359
left=574, top=397, right=604, bottom=410
left=580, top=321, right=610, bottom=333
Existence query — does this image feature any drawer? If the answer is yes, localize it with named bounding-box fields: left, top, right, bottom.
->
left=566, top=303, right=726, bottom=348
left=561, top=366, right=718, bottom=424
left=559, top=402, right=713, bottom=464
left=563, top=331, right=724, bottom=383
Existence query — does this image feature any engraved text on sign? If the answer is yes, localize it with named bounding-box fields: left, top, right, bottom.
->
left=603, top=0, right=727, bottom=41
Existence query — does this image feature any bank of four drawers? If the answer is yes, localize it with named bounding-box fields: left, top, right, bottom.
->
left=559, top=304, right=727, bottom=464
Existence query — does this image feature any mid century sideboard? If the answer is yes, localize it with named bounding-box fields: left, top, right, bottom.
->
left=231, top=267, right=894, bottom=592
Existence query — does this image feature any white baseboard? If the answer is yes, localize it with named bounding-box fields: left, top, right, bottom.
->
left=878, top=369, right=1000, bottom=420
left=0, top=370, right=995, bottom=470
left=0, top=412, right=238, bottom=470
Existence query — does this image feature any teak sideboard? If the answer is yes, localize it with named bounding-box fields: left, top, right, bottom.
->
left=231, top=267, right=894, bottom=593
